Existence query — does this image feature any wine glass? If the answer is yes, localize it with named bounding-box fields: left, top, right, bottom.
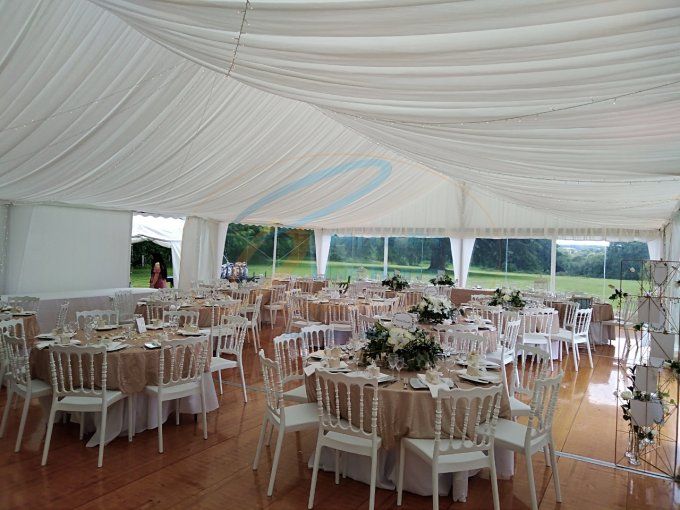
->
left=395, top=357, right=405, bottom=388
left=387, top=353, right=399, bottom=378
left=83, top=319, right=94, bottom=343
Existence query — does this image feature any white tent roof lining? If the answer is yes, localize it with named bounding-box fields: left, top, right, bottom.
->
left=0, top=0, right=678, bottom=239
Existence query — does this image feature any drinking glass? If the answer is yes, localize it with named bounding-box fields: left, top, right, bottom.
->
left=84, top=320, right=93, bottom=343
left=387, top=353, right=399, bottom=377
left=395, top=357, right=405, bottom=387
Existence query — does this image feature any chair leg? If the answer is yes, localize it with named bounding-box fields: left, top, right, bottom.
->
left=14, top=392, right=31, bottom=453
left=543, top=445, right=550, bottom=466
left=572, top=340, right=579, bottom=372
left=267, top=425, right=285, bottom=497
left=97, top=404, right=108, bottom=468
left=489, top=445, right=500, bottom=510
left=79, top=412, right=85, bottom=440
left=252, top=417, right=268, bottom=470
left=157, top=396, right=164, bottom=453
left=200, top=385, right=208, bottom=440
left=432, top=464, right=439, bottom=510
left=128, top=395, right=134, bottom=441
left=239, top=360, right=248, bottom=403
left=41, top=404, right=58, bottom=466
left=546, top=339, right=554, bottom=371
left=549, top=439, right=562, bottom=502
left=585, top=339, right=594, bottom=368
left=526, top=451, right=538, bottom=510
left=334, top=449, right=340, bottom=484
left=0, top=386, right=14, bottom=438
left=218, top=369, right=223, bottom=395
left=397, top=440, right=405, bottom=506
left=266, top=420, right=274, bottom=446
left=308, top=431, right=323, bottom=508
left=369, top=446, right=378, bottom=510
left=176, top=399, right=181, bottom=426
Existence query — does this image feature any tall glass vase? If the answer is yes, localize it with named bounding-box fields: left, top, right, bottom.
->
left=626, top=428, right=641, bottom=466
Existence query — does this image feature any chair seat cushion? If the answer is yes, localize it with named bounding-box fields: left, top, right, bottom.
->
left=523, top=333, right=550, bottom=343
left=324, top=430, right=381, bottom=450
left=211, top=357, right=237, bottom=371
left=283, top=403, right=319, bottom=429
left=59, top=390, right=124, bottom=408
left=485, top=348, right=513, bottom=365
left=283, top=384, right=308, bottom=402
left=509, top=396, right=531, bottom=417
left=479, top=418, right=528, bottom=450
left=145, top=381, right=201, bottom=398
left=16, top=379, right=52, bottom=397
left=403, top=437, right=488, bottom=465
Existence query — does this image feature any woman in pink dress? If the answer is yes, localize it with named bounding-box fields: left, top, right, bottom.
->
left=149, top=254, right=168, bottom=289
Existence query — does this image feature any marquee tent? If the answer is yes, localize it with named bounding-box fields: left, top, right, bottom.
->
left=1, top=0, right=679, bottom=292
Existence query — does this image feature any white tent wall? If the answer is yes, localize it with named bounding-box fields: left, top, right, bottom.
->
left=449, top=238, right=476, bottom=288
left=3, top=204, right=132, bottom=294
left=314, top=229, right=331, bottom=277
left=178, top=217, right=228, bottom=289
left=131, top=214, right=184, bottom=284
left=0, top=203, right=8, bottom=293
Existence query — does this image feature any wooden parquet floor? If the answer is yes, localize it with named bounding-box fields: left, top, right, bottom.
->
left=0, top=324, right=677, bottom=509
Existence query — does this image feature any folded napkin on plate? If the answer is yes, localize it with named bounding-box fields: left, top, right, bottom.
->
left=303, top=360, right=348, bottom=376
left=35, top=339, right=81, bottom=349
left=304, top=362, right=321, bottom=376
left=417, top=373, right=450, bottom=398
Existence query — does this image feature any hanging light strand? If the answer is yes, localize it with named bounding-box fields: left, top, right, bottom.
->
left=226, top=0, right=251, bottom=78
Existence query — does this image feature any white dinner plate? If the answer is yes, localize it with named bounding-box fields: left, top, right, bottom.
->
left=105, top=342, right=129, bottom=352
left=178, top=329, right=202, bottom=336
left=94, top=325, right=119, bottom=331
left=455, top=369, right=500, bottom=384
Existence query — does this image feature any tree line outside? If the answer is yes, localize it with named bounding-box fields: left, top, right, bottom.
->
left=131, top=224, right=649, bottom=295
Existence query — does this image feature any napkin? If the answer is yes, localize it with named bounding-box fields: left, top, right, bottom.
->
left=35, top=339, right=81, bottom=349
left=303, top=361, right=348, bottom=376
left=417, top=373, right=450, bottom=398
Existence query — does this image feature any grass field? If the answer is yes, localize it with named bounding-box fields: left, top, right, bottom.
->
left=131, top=259, right=639, bottom=298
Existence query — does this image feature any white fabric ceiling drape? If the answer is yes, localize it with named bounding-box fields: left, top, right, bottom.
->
left=0, top=0, right=678, bottom=240
left=178, top=216, right=228, bottom=289
left=449, top=238, right=476, bottom=288
left=647, top=238, right=663, bottom=261
left=131, top=214, right=184, bottom=283
left=314, top=229, right=332, bottom=277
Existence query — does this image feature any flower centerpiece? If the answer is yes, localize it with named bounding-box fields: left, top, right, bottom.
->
left=361, top=322, right=442, bottom=371
left=488, top=288, right=526, bottom=309
left=382, top=271, right=409, bottom=291
left=409, top=294, right=454, bottom=324
left=429, top=273, right=455, bottom=286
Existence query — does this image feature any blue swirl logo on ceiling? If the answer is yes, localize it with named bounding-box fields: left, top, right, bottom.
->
left=233, top=158, right=392, bottom=227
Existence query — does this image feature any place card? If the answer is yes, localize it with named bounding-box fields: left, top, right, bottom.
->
left=135, top=316, right=147, bottom=334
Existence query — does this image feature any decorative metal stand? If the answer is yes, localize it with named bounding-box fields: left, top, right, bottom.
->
left=614, top=260, right=679, bottom=481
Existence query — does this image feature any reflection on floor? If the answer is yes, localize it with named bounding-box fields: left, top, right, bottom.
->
left=0, top=325, right=678, bottom=509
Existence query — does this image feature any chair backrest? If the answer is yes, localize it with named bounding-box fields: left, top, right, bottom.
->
left=230, top=289, right=251, bottom=303
left=48, top=344, right=108, bottom=398
left=435, top=286, right=451, bottom=298
left=521, top=308, right=554, bottom=336
left=572, top=308, right=593, bottom=337
left=76, top=310, right=119, bottom=328
left=476, top=306, right=504, bottom=339
left=4, top=335, right=33, bottom=389
left=258, top=349, right=284, bottom=422
left=163, top=310, right=199, bottom=328
left=0, top=319, right=25, bottom=340
left=300, top=324, right=334, bottom=355
left=365, top=287, right=386, bottom=299
left=561, top=301, right=580, bottom=328
left=249, top=294, right=263, bottom=321
left=501, top=318, right=522, bottom=353
left=326, top=303, right=352, bottom=325
left=56, top=301, right=70, bottom=330
left=512, top=344, right=552, bottom=398
left=146, top=302, right=170, bottom=323
left=157, top=336, right=209, bottom=388
left=211, top=301, right=240, bottom=330
left=398, top=290, right=423, bottom=311
left=620, top=295, right=637, bottom=322
left=214, top=315, right=248, bottom=357
left=444, top=331, right=486, bottom=354
left=273, top=333, right=306, bottom=385
left=525, top=372, right=564, bottom=446
left=315, top=368, right=379, bottom=441
left=422, top=286, right=437, bottom=296
left=7, top=296, right=40, bottom=313
left=368, top=300, right=393, bottom=317
left=113, top=290, right=135, bottom=322
left=356, top=314, right=377, bottom=339
left=432, top=385, right=503, bottom=458
left=270, top=285, right=287, bottom=304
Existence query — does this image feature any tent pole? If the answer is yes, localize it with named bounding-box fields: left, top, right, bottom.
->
left=272, top=225, right=278, bottom=278
left=550, top=238, right=557, bottom=292
left=602, top=244, right=607, bottom=300
left=383, top=237, right=389, bottom=278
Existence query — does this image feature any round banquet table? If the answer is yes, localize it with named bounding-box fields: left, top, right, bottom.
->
left=29, top=327, right=219, bottom=447
left=135, top=297, right=243, bottom=328
left=303, top=367, right=513, bottom=502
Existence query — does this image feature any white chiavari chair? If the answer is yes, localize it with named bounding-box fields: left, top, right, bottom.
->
left=7, top=296, right=40, bottom=314
left=240, top=293, right=263, bottom=351
left=308, top=369, right=381, bottom=510
left=263, top=284, right=287, bottom=329
left=520, top=308, right=555, bottom=369
left=210, top=315, right=248, bottom=400
left=146, top=302, right=170, bottom=325
left=0, top=335, right=52, bottom=452
left=0, top=319, right=25, bottom=389
left=326, top=303, right=353, bottom=333
left=300, top=324, right=335, bottom=355
left=481, top=373, right=564, bottom=510
left=286, top=293, right=321, bottom=332
left=113, top=290, right=136, bottom=324
left=42, top=344, right=133, bottom=467
left=443, top=331, right=487, bottom=355
left=397, top=385, right=503, bottom=510
left=397, top=290, right=423, bottom=312
left=356, top=314, right=377, bottom=339
left=253, top=350, right=318, bottom=496
left=76, top=309, right=119, bottom=329
left=486, top=318, right=521, bottom=369
left=364, top=287, right=387, bottom=299
left=162, top=309, right=199, bottom=329
left=144, top=336, right=210, bottom=453
left=510, top=344, right=552, bottom=418
left=273, top=333, right=308, bottom=403
left=555, top=308, right=593, bottom=371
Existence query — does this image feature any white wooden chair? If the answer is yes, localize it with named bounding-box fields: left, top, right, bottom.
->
left=601, top=295, right=637, bottom=347
left=0, top=319, right=25, bottom=389
left=144, top=336, right=210, bottom=453
left=273, top=333, right=308, bottom=403
left=253, top=350, right=318, bottom=496
left=520, top=308, right=555, bottom=370
left=240, top=293, right=263, bottom=351
left=481, top=372, right=564, bottom=510
left=146, top=302, right=170, bottom=325
left=443, top=331, right=487, bottom=355
left=42, top=344, right=133, bottom=467
left=113, top=290, right=136, bottom=324
left=263, top=285, right=287, bottom=328
left=0, top=335, right=52, bottom=452
left=397, top=290, right=423, bottom=312
left=554, top=308, right=593, bottom=371
left=397, top=385, right=504, bottom=510
left=76, top=309, right=119, bottom=329
left=326, top=303, right=354, bottom=333
left=510, top=345, right=551, bottom=418
left=486, top=318, right=521, bottom=368
left=210, top=315, right=248, bottom=401
left=356, top=314, right=377, bottom=339
left=301, top=324, right=335, bottom=355
left=556, top=301, right=579, bottom=334
left=55, top=300, right=69, bottom=331
left=162, top=309, right=199, bottom=328
left=308, top=369, right=381, bottom=510
left=7, top=296, right=40, bottom=313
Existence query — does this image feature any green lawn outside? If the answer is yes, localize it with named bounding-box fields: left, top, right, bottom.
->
left=130, top=259, right=638, bottom=298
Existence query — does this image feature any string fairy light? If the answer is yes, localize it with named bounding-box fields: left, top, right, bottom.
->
left=226, top=0, right=251, bottom=78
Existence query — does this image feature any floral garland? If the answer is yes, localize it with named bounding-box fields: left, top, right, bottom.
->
left=409, top=294, right=454, bottom=324
left=429, top=273, right=455, bottom=286
left=488, top=288, right=526, bottom=308
left=361, top=322, right=442, bottom=371
left=382, top=272, right=409, bottom=291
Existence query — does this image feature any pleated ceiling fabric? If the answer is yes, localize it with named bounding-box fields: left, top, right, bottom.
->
left=1, top=0, right=678, bottom=240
